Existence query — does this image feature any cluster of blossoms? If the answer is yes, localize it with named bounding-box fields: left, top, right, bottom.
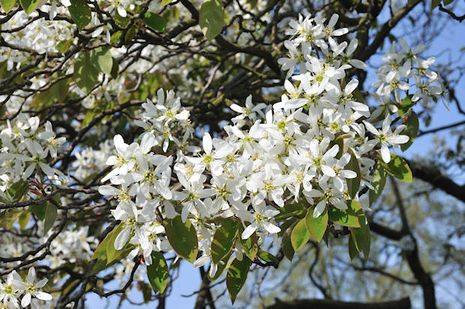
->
left=0, top=11, right=75, bottom=70
left=374, top=38, right=444, bottom=109
left=48, top=226, right=97, bottom=268
left=97, top=13, right=444, bottom=276
left=0, top=115, right=65, bottom=193
left=0, top=268, right=52, bottom=309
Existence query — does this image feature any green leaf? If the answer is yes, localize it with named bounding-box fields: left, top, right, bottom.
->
left=431, top=0, right=441, bottom=9
left=381, top=154, right=412, bottom=182
left=349, top=216, right=371, bottom=261
left=398, top=96, right=415, bottom=116
left=226, top=257, right=251, bottom=303
left=291, top=217, right=310, bottom=251
left=9, top=180, right=29, bottom=202
left=105, top=223, right=128, bottom=264
left=209, top=252, right=231, bottom=281
left=97, top=48, right=114, bottom=75
left=92, top=224, right=121, bottom=260
left=328, top=201, right=364, bottom=228
left=19, top=0, right=41, bottom=14
left=161, top=0, right=172, bottom=5
left=73, top=51, right=101, bottom=93
left=400, top=112, right=419, bottom=151
left=141, top=282, right=152, bottom=303
left=143, top=13, right=167, bottom=32
left=246, top=0, right=257, bottom=8
left=281, top=228, right=295, bottom=261
left=241, top=233, right=258, bottom=261
left=199, top=0, right=225, bottom=40
left=0, top=210, right=21, bottom=229
left=346, top=150, right=361, bottom=199
left=69, top=0, right=92, bottom=30
left=275, top=202, right=306, bottom=221
left=30, top=202, right=47, bottom=221
left=43, top=203, right=57, bottom=235
left=369, top=161, right=387, bottom=205
left=31, top=78, right=69, bottom=109
left=147, top=251, right=169, bottom=294
left=305, top=208, right=328, bottom=243
left=164, top=216, right=198, bottom=263
left=113, top=11, right=130, bottom=28
left=348, top=233, right=359, bottom=260
left=211, top=218, right=239, bottom=264
left=18, top=210, right=30, bottom=230
left=257, top=250, right=279, bottom=267
left=0, top=0, right=16, bottom=13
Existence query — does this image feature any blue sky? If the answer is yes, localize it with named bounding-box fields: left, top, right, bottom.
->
left=86, top=5, right=465, bottom=308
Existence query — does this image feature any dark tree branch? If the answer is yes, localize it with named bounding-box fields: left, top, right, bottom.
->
left=267, top=297, right=411, bottom=309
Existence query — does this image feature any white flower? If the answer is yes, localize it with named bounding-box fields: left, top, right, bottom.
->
left=363, top=117, right=409, bottom=163
left=16, top=268, right=52, bottom=308
left=241, top=203, right=281, bottom=239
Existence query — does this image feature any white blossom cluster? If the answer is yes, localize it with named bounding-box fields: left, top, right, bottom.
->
left=0, top=11, right=75, bottom=70
left=374, top=38, right=444, bottom=109
left=0, top=115, right=65, bottom=192
left=48, top=226, right=98, bottom=268
left=97, top=14, right=443, bottom=275
left=0, top=268, right=52, bottom=309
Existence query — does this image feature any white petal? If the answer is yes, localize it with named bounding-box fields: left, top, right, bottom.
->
left=241, top=224, right=257, bottom=239
left=203, top=133, right=212, bottom=154
left=21, top=293, right=31, bottom=307
left=98, top=185, right=119, bottom=196
left=321, top=165, right=336, bottom=177
left=388, top=135, right=409, bottom=145
left=262, top=222, right=281, bottom=234
left=313, top=200, right=326, bottom=217
left=380, top=145, right=391, bottom=163
left=36, top=292, right=53, bottom=301
left=345, top=79, right=359, bottom=95
left=114, top=227, right=131, bottom=250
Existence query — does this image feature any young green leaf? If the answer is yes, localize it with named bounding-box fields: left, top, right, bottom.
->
left=0, top=0, right=16, bottom=13
left=241, top=233, right=259, bottom=261
left=305, top=208, right=328, bottom=243
left=209, top=252, right=231, bottom=281
left=96, top=48, right=114, bottom=75
left=275, top=202, right=306, bottom=221
left=226, top=257, right=251, bottom=303
left=147, top=251, right=169, bottom=294
left=346, top=150, right=361, bottom=198
left=369, top=162, right=387, bottom=205
left=19, top=0, right=41, bottom=15
left=291, top=217, right=310, bottom=251
left=18, top=210, right=30, bottom=230
left=281, top=228, right=295, bottom=261
left=73, top=52, right=101, bottom=93
left=43, top=203, right=57, bottom=235
left=257, top=250, right=279, bottom=267
left=348, top=233, right=358, bottom=261
left=328, top=201, right=364, bottom=228
left=143, top=13, right=167, bottom=32
left=199, top=0, right=225, bottom=40
left=92, top=224, right=122, bottom=260
left=105, top=223, right=127, bottom=264
left=69, top=0, right=92, bottom=30
left=164, top=216, right=198, bottom=263
left=381, top=154, right=413, bottom=182
left=211, top=218, right=239, bottom=264
left=30, top=202, right=47, bottom=221
left=349, top=216, right=371, bottom=261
